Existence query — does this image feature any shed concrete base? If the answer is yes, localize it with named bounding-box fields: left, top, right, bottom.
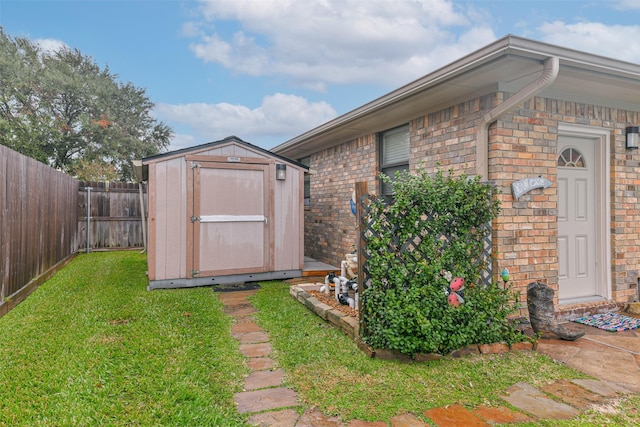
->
left=147, top=269, right=302, bottom=290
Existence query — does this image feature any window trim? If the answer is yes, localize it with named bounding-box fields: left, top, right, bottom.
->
left=299, top=156, right=311, bottom=208
left=379, top=124, right=410, bottom=196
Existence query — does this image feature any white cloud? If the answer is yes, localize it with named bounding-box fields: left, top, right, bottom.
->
left=168, top=133, right=198, bottom=152
left=187, top=0, right=497, bottom=90
left=611, top=0, right=640, bottom=10
left=33, top=38, right=68, bottom=55
left=155, top=93, right=337, bottom=149
left=538, top=21, right=640, bottom=63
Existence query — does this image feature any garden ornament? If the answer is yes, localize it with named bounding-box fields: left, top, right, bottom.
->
left=501, top=268, right=510, bottom=284
left=445, top=277, right=465, bottom=307
left=527, top=281, right=584, bottom=341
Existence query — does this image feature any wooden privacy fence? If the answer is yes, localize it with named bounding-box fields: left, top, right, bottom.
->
left=1, top=145, right=148, bottom=317
left=0, top=145, right=79, bottom=314
left=77, top=181, right=147, bottom=250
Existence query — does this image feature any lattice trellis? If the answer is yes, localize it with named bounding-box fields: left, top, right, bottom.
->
left=359, top=193, right=493, bottom=290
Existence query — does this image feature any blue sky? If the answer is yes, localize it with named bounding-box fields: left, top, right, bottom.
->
left=1, top=0, right=640, bottom=153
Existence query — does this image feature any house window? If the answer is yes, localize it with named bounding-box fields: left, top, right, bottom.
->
left=299, top=156, right=311, bottom=207
left=380, top=124, right=410, bottom=195
left=557, top=147, right=586, bottom=168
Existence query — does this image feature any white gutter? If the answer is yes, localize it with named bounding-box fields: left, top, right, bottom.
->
left=476, top=56, right=560, bottom=179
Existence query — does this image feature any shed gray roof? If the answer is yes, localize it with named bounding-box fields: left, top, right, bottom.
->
left=136, top=135, right=307, bottom=182
left=271, top=34, right=640, bottom=160
left=143, top=135, right=307, bottom=167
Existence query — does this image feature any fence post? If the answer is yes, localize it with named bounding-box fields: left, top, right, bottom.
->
left=86, top=186, right=91, bottom=253
left=355, top=181, right=367, bottom=334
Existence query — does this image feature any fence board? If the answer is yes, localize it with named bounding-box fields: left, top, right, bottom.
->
left=0, top=145, right=78, bottom=302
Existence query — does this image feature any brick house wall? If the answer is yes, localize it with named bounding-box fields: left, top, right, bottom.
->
left=488, top=97, right=639, bottom=308
left=305, top=90, right=639, bottom=308
left=305, top=135, right=378, bottom=266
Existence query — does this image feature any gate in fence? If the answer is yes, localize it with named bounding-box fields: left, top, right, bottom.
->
left=77, top=181, right=147, bottom=250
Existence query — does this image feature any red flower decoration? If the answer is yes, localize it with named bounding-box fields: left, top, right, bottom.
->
left=446, top=277, right=465, bottom=307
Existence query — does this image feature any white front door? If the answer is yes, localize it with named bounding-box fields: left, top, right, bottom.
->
left=557, top=136, right=598, bottom=300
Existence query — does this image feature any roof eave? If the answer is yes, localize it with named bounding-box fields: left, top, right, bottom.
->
left=271, top=35, right=640, bottom=159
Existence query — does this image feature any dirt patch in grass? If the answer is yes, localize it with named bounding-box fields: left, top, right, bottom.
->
left=108, top=318, right=133, bottom=325
left=308, top=290, right=358, bottom=318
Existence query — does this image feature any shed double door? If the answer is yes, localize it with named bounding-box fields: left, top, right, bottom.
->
left=187, top=156, right=274, bottom=278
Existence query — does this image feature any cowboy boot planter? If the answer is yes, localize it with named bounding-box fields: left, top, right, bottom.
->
left=527, top=282, right=584, bottom=341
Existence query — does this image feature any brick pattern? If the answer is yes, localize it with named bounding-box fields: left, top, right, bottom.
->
left=305, top=91, right=640, bottom=308
left=489, top=96, right=561, bottom=308
left=411, top=94, right=492, bottom=172
left=488, top=97, right=640, bottom=307
left=305, top=134, right=378, bottom=266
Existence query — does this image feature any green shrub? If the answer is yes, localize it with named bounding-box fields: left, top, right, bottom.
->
left=361, top=168, right=527, bottom=355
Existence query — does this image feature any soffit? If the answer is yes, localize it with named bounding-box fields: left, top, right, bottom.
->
left=272, top=36, right=640, bottom=160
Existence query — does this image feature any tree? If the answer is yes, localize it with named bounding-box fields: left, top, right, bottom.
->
left=0, top=29, right=172, bottom=181
left=0, top=30, right=57, bottom=164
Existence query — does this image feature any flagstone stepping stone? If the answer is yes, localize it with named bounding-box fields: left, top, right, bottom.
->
left=232, top=321, right=263, bottom=334
left=472, top=405, right=532, bottom=424
left=248, top=357, right=275, bottom=371
left=240, top=342, right=272, bottom=358
left=542, top=380, right=606, bottom=409
left=501, top=382, right=579, bottom=419
left=234, top=387, right=299, bottom=414
left=295, top=408, right=344, bottom=426
left=247, top=409, right=300, bottom=427
left=571, top=378, right=640, bottom=396
left=244, top=369, right=285, bottom=390
left=237, top=330, right=270, bottom=344
left=424, top=404, right=488, bottom=426
left=224, top=305, right=257, bottom=317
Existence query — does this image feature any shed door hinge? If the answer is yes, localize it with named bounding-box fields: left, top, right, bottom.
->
left=190, top=162, right=200, bottom=169
left=190, top=216, right=200, bottom=223
left=191, top=270, right=200, bottom=277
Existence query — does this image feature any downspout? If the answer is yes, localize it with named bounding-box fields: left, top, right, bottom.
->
left=476, top=56, right=560, bottom=179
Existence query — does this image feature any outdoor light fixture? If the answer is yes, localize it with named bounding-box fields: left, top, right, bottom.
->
left=276, top=163, right=287, bottom=180
left=626, top=126, right=639, bottom=150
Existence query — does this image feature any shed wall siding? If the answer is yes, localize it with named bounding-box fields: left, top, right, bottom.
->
left=306, top=92, right=639, bottom=306
left=274, top=167, right=304, bottom=270
left=149, top=157, right=188, bottom=281
left=203, top=144, right=267, bottom=158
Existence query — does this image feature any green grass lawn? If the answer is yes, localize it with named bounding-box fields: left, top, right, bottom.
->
left=251, top=282, right=640, bottom=426
left=1, top=251, right=638, bottom=426
left=0, top=251, right=248, bottom=426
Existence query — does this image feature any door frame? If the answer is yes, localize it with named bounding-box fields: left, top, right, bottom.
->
left=185, top=155, right=275, bottom=278
left=557, top=123, right=611, bottom=303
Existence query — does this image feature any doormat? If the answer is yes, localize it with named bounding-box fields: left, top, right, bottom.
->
left=213, top=282, right=261, bottom=292
left=571, top=313, right=640, bottom=332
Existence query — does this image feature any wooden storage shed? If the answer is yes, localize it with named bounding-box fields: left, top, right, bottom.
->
left=141, top=136, right=307, bottom=290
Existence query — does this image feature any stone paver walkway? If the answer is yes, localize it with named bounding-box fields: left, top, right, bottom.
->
left=218, top=288, right=638, bottom=426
